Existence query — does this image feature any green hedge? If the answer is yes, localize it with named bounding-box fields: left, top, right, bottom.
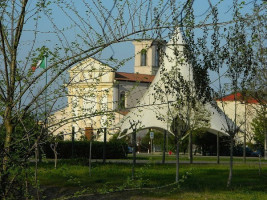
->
left=42, top=141, right=128, bottom=159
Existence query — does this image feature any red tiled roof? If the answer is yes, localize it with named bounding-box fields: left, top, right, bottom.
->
left=216, top=93, right=259, bottom=104
left=115, top=72, right=155, bottom=83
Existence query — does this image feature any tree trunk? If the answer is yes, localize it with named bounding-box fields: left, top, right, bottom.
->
left=35, top=142, right=40, bottom=200
left=243, top=104, right=247, bottom=163
left=38, top=144, right=42, bottom=163
left=264, top=107, right=267, bottom=160
left=3, top=108, right=13, bottom=171
left=176, top=135, right=180, bottom=183
left=217, top=132, right=220, bottom=164
left=162, top=130, right=166, bottom=164
left=50, top=143, right=58, bottom=169
left=243, top=131, right=246, bottom=163
left=2, top=108, right=13, bottom=198
left=55, top=152, right=57, bottom=169
left=89, top=140, right=92, bottom=177
left=258, top=154, right=262, bottom=175
left=265, top=131, right=267, bottom=160
left=35, top=143, right=38, bottom=184
left=227, top=135, right=234, bottom=187
left=188, top=131, right=193, bottom=164
left=132, top=129, right=136, bottom=180
left=25, top=172, right=29, bottom=200
left=71, top=127, right=75, bottom=158
left=54, top=144, right=58, bottom=169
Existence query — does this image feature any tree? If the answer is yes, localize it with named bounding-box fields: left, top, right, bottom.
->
left=252, top=110, right=267, bottom=154
left=49, top=135, right=63, bottom=169
left=0, top=112, right=41, bottom=199
left=153, top=0, right=264, bottom=187
left=141, top=129, right=176, bottom=152
left=0, top=0, right=188, bottom=198
left=153, top=21, right=211, bottom=180
left=193, top=131, right=230, bottom=156
left=244, top=2, right=267, bottom=160
left=206, top=1, right=265, bottom=187
left=0, top=0, right=265, bottom=198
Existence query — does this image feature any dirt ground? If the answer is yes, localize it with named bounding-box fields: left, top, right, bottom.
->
left=41, top=187, right=168, bottom=200
left=67, top=191, right=164, bottom=200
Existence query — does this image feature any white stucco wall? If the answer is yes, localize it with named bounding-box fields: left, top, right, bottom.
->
left=118, top=28, right=233, bottom=138
left=216, top=100, right=261, bottom=143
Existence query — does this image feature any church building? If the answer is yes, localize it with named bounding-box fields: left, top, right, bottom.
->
left=49, top=40, right=164, bottom=141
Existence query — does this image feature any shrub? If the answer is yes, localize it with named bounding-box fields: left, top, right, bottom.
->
left=42, top=141, right=128, bottom=159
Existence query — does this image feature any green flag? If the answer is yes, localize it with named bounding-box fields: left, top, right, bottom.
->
left=37, top=57, right=46, bottom=69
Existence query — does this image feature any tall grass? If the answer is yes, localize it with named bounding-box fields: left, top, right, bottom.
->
left=35, top=160, right=267, bottom=199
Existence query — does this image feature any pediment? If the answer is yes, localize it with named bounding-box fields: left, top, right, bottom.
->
left=69, top=57, right=114, bottom=72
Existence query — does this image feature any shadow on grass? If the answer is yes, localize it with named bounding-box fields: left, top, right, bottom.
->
left=34, top=161, right=267, bottom=199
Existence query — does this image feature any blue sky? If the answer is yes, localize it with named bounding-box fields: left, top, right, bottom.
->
left=16, top=0, right=262, bottom=112
left=21, top=0, right=257, bottom=71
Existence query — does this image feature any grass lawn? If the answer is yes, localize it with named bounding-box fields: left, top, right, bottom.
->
left=35, top=158, right=267, bottom=199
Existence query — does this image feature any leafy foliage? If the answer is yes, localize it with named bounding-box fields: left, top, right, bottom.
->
left=43, top=141, right=128, bottom=159
left=252, top=110, right=266, bottom=152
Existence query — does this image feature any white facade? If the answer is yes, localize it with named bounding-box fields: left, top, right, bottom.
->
left=216, top=96, right=262, bottom=143
left=49, top=31, right=242, bottom=142
left=118, top=28, right=233, bottom=137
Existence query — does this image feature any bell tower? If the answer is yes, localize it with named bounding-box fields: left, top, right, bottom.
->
left=132, top=40, right=165, bottom=75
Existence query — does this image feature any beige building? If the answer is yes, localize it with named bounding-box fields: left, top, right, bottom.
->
left=133, top=40, right=165, bottom=75
left=216, top=93, right=262, bottom=144
left=49, top=40, right=161, bottom=141
left=49, top=37, right=262, bottom=145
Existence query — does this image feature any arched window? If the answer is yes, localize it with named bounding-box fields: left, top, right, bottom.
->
left=119, top=91, right=126, bottom=109
left=141, top=49, right=147, bottom=66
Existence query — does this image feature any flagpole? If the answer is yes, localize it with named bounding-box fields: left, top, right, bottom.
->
left=45, top=55, right=48, bottom=126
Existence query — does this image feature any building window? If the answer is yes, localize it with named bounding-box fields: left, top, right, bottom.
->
left=119, top=91, right=126, bottom=109
left=141, top=49, right=147, bottom=66
left=83, top=94, right=96, bottom=113
left=72, top=96, right=79, bottom=117
left=155, top=48, right=159, bottom=67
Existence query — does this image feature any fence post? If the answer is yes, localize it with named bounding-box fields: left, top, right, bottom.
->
left=89, top=139, right=92, bottom=176
left=72, top=127, right=75, bottom=158
left=132, top=128, right=136, bottom=179
left=103, top=128, right=107, bottom=164
left=217, top=132, right=220, bottom=164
